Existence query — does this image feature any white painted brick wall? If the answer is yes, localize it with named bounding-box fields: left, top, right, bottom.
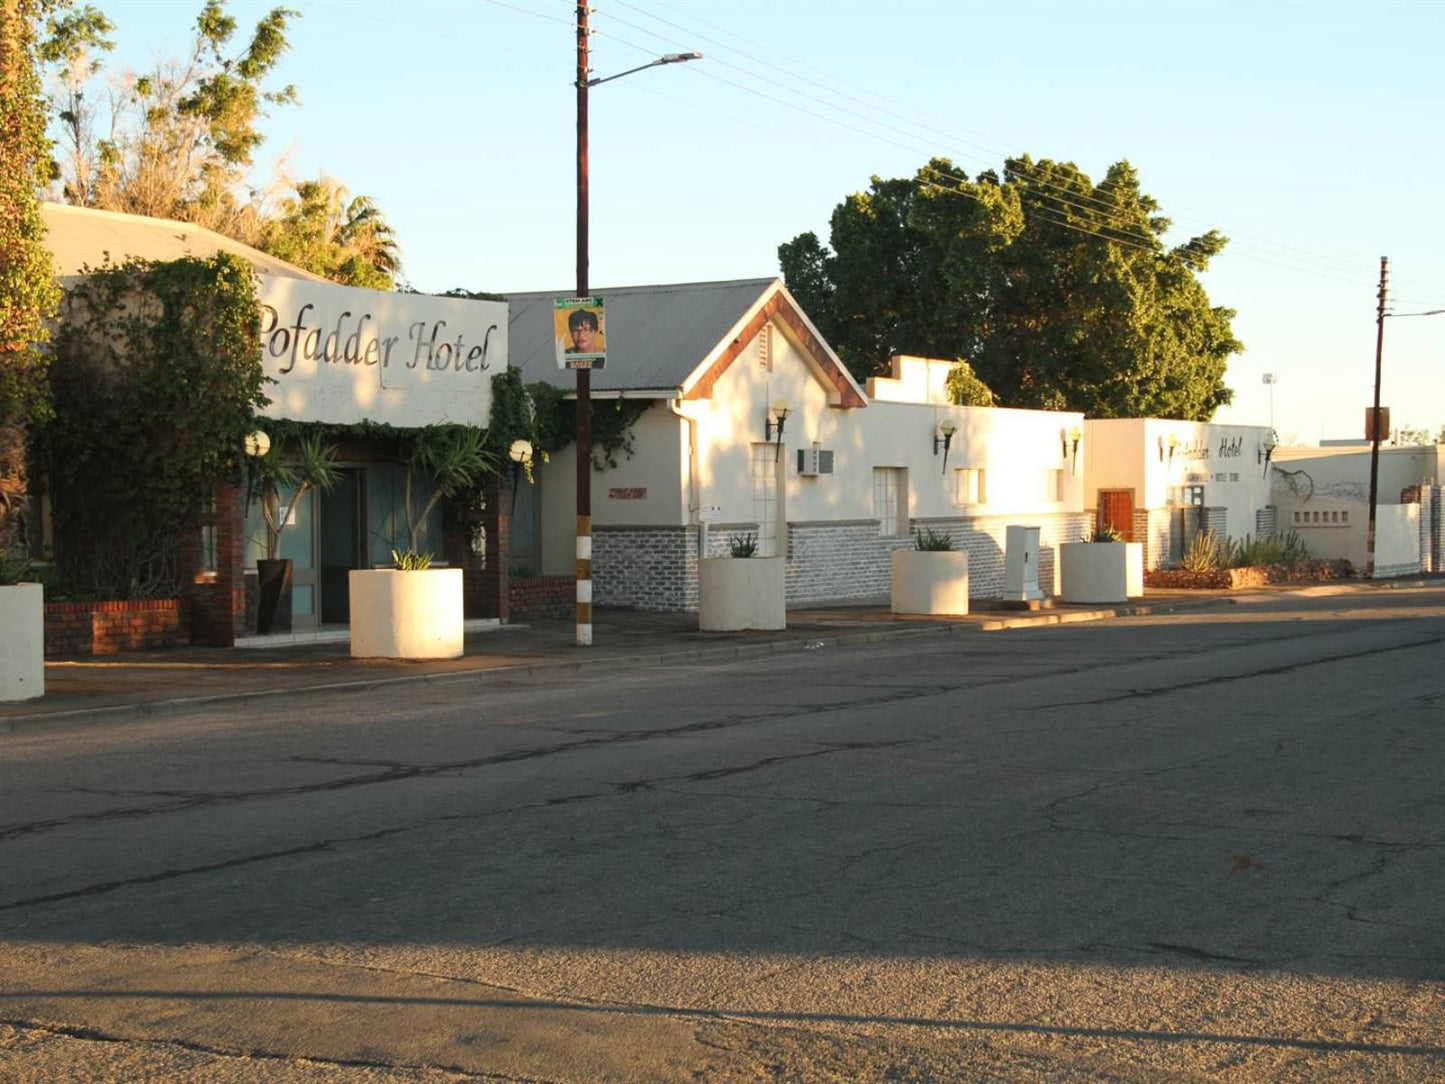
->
left=595, top=513, right=1093, bottom=611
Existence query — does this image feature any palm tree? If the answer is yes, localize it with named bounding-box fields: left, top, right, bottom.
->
left=261, top=177, right=401, bottom=289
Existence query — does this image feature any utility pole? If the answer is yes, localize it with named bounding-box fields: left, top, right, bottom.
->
left=1365, top=256, right=1388, bottom=579
left=568, top=16, right=697, bottom=648
left=574, top=1, right=593, bottom=647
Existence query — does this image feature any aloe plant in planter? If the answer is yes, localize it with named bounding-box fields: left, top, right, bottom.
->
left=350, top=425, right=495, bottom=660
left=249, top=432, right=340, bottom=634
left=893, top=527, right=969, bottom=614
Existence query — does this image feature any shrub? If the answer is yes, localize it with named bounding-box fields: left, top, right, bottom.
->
left=1278, top=529, right=1310, bottom=563
left=1180, top=531, right=1225, bottom=572
left=391, top=550, right=433, bottom=571
left=1226, top=530, right=1312, bottom=568
left=1088, top=523, right=1126, bottom=543
left=729, top=533, right=758, bottom=558
left=913, top=527, right=955, bottom=551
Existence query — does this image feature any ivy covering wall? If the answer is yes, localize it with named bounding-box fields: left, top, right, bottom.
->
left=0, top=0, right=60, bottom=562
left=45, top=253, right=268, bottom=597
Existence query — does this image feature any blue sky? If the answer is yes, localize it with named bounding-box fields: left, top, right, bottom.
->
left=88, top=0, right=1445, bottom=443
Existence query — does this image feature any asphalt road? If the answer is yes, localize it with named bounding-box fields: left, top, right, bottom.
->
left=1, top=587, right=1443, bottom=1082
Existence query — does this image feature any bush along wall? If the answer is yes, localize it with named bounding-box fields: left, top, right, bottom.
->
left=43, top=254, right=268, bottom=599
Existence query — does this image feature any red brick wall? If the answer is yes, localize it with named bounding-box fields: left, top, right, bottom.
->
left=186, top=481, right=247, bottom=647
left=508, top=577, right=574, bottom=622
left=45, top=599, right=188, bottom=657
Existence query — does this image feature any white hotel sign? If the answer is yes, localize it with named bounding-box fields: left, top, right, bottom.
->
left=255, top=278, right=506, bottom=427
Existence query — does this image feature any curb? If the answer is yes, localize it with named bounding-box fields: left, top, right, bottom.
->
left=0, top=595, right=1248, bottom=737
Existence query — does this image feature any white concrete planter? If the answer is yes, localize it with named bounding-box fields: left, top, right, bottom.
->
left=349, top=568, right=464, bottom=659
left=891, top=549, right=969, bottom=615
left=698, top=557, right=785, bottom=631
left=0, top=583, right=44, bottom=702
left=1059, top=541, right=1144, bottom=604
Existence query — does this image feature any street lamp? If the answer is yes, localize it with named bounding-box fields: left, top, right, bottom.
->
left=573, top=6, right=700, bottom=647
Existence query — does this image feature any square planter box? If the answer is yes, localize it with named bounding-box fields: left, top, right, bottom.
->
left=0, top=583, right=44, bottom=701
left=698, top=557, right=785, bottom=631
left=891, top=549, right=969, bottom=615
left=1059, top=541, right=1143, bottom=604
left=349, top=568, right=464, bottom=659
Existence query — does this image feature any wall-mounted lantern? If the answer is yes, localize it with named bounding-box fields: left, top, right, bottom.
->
left=1258, top=431, right=1278, bottom=476
left=1157, top=434, right=1181, bottom=464
left=934, top=419, right=958, bottom=473
left=765, top=399, right=790, bottom=461
left=1068, top=425, right=1082, bottom=475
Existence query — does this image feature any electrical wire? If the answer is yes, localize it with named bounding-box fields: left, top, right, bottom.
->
left=488, top=0, right=1425, bottom=299
left=596, top=0, right=1417, bottom=288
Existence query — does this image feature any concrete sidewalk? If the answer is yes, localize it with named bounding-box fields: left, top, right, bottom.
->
left=0, top=586, right=1339, bottom=735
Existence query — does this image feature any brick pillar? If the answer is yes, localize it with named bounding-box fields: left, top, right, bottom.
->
left=187, top=481, right=246, bottom=647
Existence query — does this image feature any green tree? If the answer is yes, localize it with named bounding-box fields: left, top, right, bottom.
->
left=259, top=177, right=401, bottom=289
left=42, top=1, right=404, bottom=289
left=780, top=156, right=1241, bottom=420
left=0, top=0, right=62, bottom=559
left=37, top=2, right=113, bottom=204
left=1394, top=424, right=1445, bottom=446
left=43, top=0, right=297, bottom=239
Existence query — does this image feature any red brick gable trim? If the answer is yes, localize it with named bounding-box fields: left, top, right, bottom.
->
left=683, top=291, right=865, bottom=408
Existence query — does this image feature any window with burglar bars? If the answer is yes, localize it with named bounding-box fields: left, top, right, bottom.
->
left=751, top=443, right=781, bottom=556
left=873, top=467, right=907, bottom=535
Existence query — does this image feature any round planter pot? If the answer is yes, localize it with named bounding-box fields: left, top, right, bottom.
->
left=698, top=557, right=785, bottom=631
left=0, top=583, right=44, bottom=702
left=891, top=549, right=969, bottom=615
left=255, top=558, right=294, bottom=635
left=349, top=568, right=464, bottom=659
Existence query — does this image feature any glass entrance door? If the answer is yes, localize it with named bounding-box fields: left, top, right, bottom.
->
left=245, top=485, right=319, bottom=631
left=320, top=469, right=363, bottom=624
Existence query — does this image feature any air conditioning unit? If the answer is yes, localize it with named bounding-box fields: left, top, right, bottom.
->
left=797, top=447, right=835, bottom=476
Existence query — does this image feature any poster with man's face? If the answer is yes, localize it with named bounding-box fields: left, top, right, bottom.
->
left=554, top=297, right=607, bottom=370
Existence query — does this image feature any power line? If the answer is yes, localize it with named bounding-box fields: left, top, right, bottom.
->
left=594, top=0, right=1404, bottom=287
left=491, top=0, right=1415, bottom=299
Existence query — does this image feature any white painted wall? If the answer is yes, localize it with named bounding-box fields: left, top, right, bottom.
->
left=677, top=320, right=1084, bottom=530
left=1377, top=504, right=1421, bottom=571
left=538, top=318, right=1085, bottom=574
left=1278, top=498, right=1366, bottom=565
left=1085, top=418, right=1275, bottom=537
left=1271, top=444, right=1438, bottom=503
left=536, top=402, right=686, bottom=575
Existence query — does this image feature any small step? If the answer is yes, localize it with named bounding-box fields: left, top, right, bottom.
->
left=236, top=618, right=502, bottom=650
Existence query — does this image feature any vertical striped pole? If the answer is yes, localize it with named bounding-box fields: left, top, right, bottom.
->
left=574, top=3, right=593, bottom=647
left=576, top=515, right=592, bottom=646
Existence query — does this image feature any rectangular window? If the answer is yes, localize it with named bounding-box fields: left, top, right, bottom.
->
left=955, top=467, right=986, bottom=506
left=200, top=526, right=218, bottom=572
left=872, top=467, right=908, bottom=535
left=1043, top=468, right=1064, bottom=502
left=751, top=444, right=781, bottom=557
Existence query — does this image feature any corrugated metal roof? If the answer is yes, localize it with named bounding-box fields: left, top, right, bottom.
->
left=505, top=278, right=778, bottom=394
left=40, top=202, right=325, bottom=281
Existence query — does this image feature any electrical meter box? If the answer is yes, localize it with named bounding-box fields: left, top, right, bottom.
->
left=1003, top=525, right=1043, bottom=601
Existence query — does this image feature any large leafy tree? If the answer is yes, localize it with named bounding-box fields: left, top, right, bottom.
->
left=43, top=0, right=297, bottom=238
left=0, top=0, right=61, bottom=557
left=40, top=0, right=401, bottom=287
left=780, top=156, right=1241, bottom=420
